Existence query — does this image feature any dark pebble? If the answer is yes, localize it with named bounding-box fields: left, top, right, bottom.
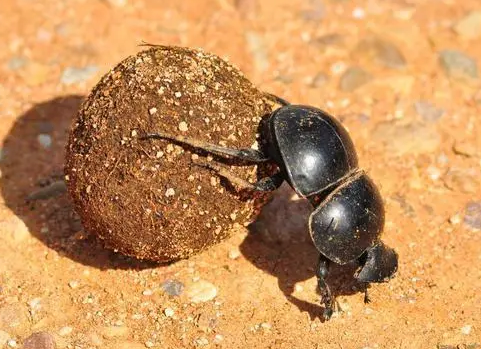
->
left=161, top=280, right=184, bottom=296
left=23, top=332, right=56, bottom=349
left=464, top=201, right=481, bottom=230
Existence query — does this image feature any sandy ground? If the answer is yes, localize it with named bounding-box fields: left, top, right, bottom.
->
left=0, top=0, right=480, bottom=348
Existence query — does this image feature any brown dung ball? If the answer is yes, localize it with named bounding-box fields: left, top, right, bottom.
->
left=65, top=45, right=277, bottom=262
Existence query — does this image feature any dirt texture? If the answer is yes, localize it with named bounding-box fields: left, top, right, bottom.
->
left=0, top=0, right=480, bottom=348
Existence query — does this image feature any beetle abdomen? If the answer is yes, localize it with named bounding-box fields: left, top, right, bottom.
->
left=270, top=105, right=358, bottom=197
left=308, top=172, right=384, bottom=264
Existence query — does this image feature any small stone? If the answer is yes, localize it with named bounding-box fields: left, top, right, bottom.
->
left=444, top=169, right=479, bottom=194
left=145, top=340, right=154, bottom=348
left=464, top=201, right=481, bottom=230
left=165, top=188, right=175, bottom=197
left=58, top=326, right=73, bottom=337
left=142, top=289, right=153, bottom=296
left=354, top=37, right=406, bottom=69
left=27, top=181, right=67, bottom=201
left=164, top=308, right=175, bottom=317
left=101, top=325, right=129, bottom=338
left=197, top=85, right=206, bottom=93
left=213, top=334, right=224, bottom=343
left=161, top=280, right=184, bottom=296
left=439, top=50, right=478, bottom=80
left=7, top=339, right=17, bottom=347
left=309, top=72, right=329, bottom=88
left=454, top=12, right=481, bottom=39
left=414, top=101, right=444, bottom=122
left=131, top=130, right=138, bottom=137
left=339, top=67, right=372, bottom=92
left=461, top=324, right=472, bottom=335
left=195, top=337, right=209, bottom=347
left=61, top=65, right=98, bottom=85
left=186, top=279, right=217, bottom=303
left=178, top=121, right=188, bottom=132
left=228, top=249, right=240, bottom=260
left=37, top=134, right=52, bottom=148
left=448, top=214, right=461, bottom=225
left=27, top=298, right=42, bottom=313
left=23, top=332, right=56, bottom=349
left=371, top=121, right=441, bottom=156
left=174, top=91, right=182, bottom=98
left=149, top=107, right=157, bottom=115
left=68, top=280, right=79, bottom=289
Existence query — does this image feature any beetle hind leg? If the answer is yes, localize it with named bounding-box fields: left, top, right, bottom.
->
left=316, top=254, right=334, bottom=320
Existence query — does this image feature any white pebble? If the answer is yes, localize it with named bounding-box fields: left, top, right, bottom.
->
left=461, top=324, right=472, bottom=335
left=197, top=85, right=206, bottom=93
left=186, top=279, right=217, bottom=303
left=178, top=121, right=188, bottom=132
left=58, top=326, right=73, bottom=336
left=142, top=289, right=153, bottom=296
left=131, top=130, right=138, bottom=137
left=449, top=214, right=461, bottom=225
left=145, top=340, right=154, bottom=348
left=37, top=134, right=52, bottom=148
left=69, top=280, right=79, bottom=289
left=228, top=249, right=240, bottom=260
left=7, top=339, right=16, bottom=348
left=174, top=91, right=182, bottom=98
left=164, top=308, right=175, bottom=317
left=165, top=188, right=175, bottom=197
left=149, top=107, right=157, bottom=115
left=213, top=334, right=224, bottom=343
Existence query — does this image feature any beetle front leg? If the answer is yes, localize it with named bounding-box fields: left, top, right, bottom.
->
left=316, top=254, right=334, bottom=320
left=194, top=161, right=284, bottom=192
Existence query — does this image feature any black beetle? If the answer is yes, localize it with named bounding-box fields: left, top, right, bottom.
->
left=141, top=95, right=398, bottom=319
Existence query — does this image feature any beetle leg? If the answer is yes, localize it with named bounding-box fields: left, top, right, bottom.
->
left=263, top=92, right=291, bottom=106
left=141, top=131, right=269, bottom=163
left=316, top=254, right=334, bottom=320
left=363, top=285, right=371, bottom=304
left=194, top=161, right=284, bottom=192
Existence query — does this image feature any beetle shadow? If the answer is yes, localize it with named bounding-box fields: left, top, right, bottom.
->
left=239, top=183, right=367, bottom=321
left=0, top=96, right=159, bottom=270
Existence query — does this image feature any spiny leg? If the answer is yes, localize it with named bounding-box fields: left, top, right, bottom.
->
left=194, top=161, right=284, bottom=192
left=317, top=254, right=334, bottom=320
left=263, top=92, right=291, bottom=107
left=141, top=131, right=268, bottom=163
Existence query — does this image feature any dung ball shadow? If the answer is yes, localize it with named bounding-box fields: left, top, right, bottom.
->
left=0, top=96, right=157, bottom=270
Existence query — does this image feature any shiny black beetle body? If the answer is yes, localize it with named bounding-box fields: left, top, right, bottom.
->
left=142, top=98, right=398, bottom=319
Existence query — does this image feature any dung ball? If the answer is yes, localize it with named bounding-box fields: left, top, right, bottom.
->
left=65, top=45, right=277, bottom=262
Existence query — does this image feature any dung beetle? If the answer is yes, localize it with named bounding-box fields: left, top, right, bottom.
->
left=141, top=95, right=398, bottom=320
